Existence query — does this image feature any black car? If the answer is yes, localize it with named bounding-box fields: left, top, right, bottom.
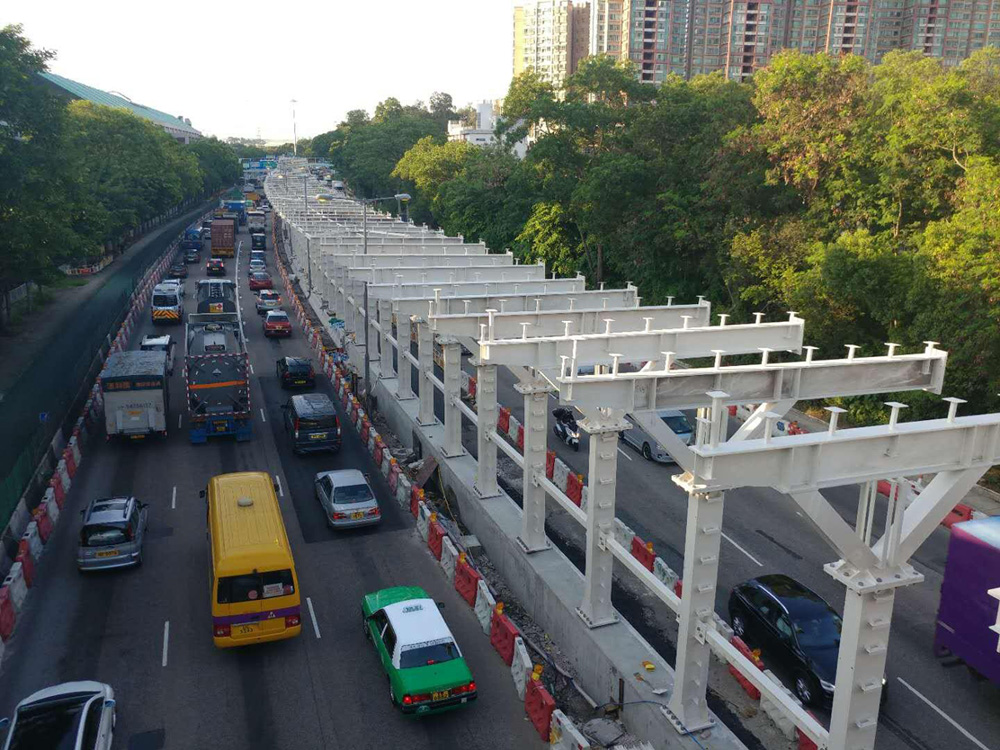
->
left=276, top=356, right=315, bottom=389
left=184, top=248, right=200, bottom=263
left=168, top=262, right=187, bottom=278
left=206, top=258, right=226, bottom=276
left=728, top=574, right=887, bottom=707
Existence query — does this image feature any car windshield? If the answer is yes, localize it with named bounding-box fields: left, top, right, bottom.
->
left=662, top=415, right=692, bottom=434
left=793, top=612, right=843, bottom=649
left=82, top=524, right=127, bottom=547
left=399, top=640, right=460, bottom=669
left=333, top=483, right=374, bottom=505
left=8, top=694, right=94, bottom=750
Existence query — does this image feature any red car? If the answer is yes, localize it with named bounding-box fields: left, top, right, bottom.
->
left=263, top=310, right=292, bottom=337
left=248, top=271, right=273, bottom=291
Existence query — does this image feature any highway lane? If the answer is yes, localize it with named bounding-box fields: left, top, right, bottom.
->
left=481, top=363, right=998, bottom=750
left=0, top=220, right=543, bottom=750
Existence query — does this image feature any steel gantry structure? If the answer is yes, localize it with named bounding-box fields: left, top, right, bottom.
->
left=265, top=160, right=995, bottom=750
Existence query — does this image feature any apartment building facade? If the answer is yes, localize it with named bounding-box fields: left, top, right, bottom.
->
left=586, top=0, right=1000, bottom=82
left=513, top=0, right=593, bottom=87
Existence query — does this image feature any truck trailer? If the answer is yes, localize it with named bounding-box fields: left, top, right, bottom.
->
left=934, top=516, right=1000, bottom=686
left=184, top=312, right=251, bottom=443
left=210, top=218, right=236, bottom=258
left=101, top=351, right=169, bottom=440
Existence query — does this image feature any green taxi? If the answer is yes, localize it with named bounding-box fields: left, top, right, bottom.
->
left=362, top=586, right=477, bottom=715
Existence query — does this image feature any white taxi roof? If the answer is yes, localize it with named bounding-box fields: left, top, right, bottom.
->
left=383, top=598, right=453, bottom=648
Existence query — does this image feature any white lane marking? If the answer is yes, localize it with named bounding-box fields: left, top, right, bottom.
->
left=161, top=621, right=170, bottom=667
left=275, top=475, right=284, bottom=497
left=171, top=486, right=176, bottom=510
left=306, top=597, right=322, bottom=639
left=896, top=678, right=989, bottom=750
left=617, top=447, right=633, bottom=461
left=177, top=413, right=183, bottom=429
left=721, top=531, right=764, bottom=567
left=260, top=407, right=267, bottom=423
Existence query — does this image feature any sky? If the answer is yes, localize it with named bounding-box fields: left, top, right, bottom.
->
left=6, top=0, right=515, bottom=141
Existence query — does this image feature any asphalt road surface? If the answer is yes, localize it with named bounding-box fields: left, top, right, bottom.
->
left=0, top=219, right=544, bottom=750
left=478, top=363, right=998, bottom=750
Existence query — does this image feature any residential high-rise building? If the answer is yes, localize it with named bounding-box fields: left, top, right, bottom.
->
left=583, top=0, right=1000, bottom=82
left=513, top=1, right=593, bottom=87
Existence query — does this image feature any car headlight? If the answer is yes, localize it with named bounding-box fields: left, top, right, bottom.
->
left=570, top=431, right=579, bottom=439
left=820, top=680, right=835, bottom=692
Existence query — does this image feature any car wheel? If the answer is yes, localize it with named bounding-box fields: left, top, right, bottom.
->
left=363, top=611, right=370, bottom=641
left=642, top=443, right=652, bottom=460
left=135, top=548, right=144, bottom=567
left=795, top=673, right=819, bottom=707
left=388, top=681, right=397, bottom=707
left=573, top=442, right=579, bottom=452
left=731, top=610, right=747, bottom=638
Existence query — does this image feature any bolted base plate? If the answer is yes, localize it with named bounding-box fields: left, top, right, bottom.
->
left=416, top=417, right=440, bottom=427
left=441, top=446, right=467, bottom=459
left=824, top=559, right=924, bottom=593
left=661, top=704, right=716, bottom=736
left=517, top=536, right=552, bottom=555
left=576, top=606, right=619, bottom=629
left=473, top=484, right=502, bottom=500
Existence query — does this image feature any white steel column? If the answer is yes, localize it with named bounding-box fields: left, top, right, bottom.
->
left=397, top=315, right=415, bottom=400
left=517, top=379, right=552, bottom=553
left=441, top=337, right=465, bottom=457
left=666, top=486, right=725, bottom=733
left=475, top=363, right=500, bottom=497
left=378, top=299, right=394, bottom=378
left=367, top=293, right=380, bottom=367
left=578, top=412, right=627, bottom=628
left=417, top=320, right=436, bottom=426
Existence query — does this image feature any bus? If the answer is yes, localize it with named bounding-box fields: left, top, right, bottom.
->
left=204, top=472, right=301, bottom=648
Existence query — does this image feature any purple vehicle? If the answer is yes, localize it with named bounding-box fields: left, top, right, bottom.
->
left=934, top=516, right=1000, bottom=686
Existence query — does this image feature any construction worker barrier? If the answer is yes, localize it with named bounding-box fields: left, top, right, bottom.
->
left=57, top=458, right=72, bottom=495
left=942, top=503, right=974, bottom=528
left=42, top=489, right=59, bottom=525
left=467, top=375, right=476, bottom=399
left=474, top=580, right=496, bottom=635
left=510, top=636, right=532, bottom=700
left=380, top=450, right=392, bottom=478
left=546, top=450, right=556, bottom=479
left=760, top=669, right=801, bottom=740
left=549, top=710, right=589, bottom=750
left=69, top=436, right=82, bottom=467
left=613, top=518, right=634, bottom=549
left=367, top=431, right=377, bottom=456
left=728, top=636, right=765, bottom=700
left=49, top=475, right=66, bottom=509
left=14, top=548, right=34, bottom=588
left=373, top=439, right=384, bottom=469
left=388, top=463, right=400, bottom=494
left=416, top=502, right=431, bottom=541
left=21, top=523, right=42, bottom=562
left=440, top=536, right=458, bottom=582
left=428, top=519, right=445, bottom=560
left=497, top=406, right=511, bottom=435
left=630, top=536, right=656, bottom=572
left=33, top=505, right=53, bottom=543
left=410, top=486, right=423, bottom=518
left=507, top=414, right=521, bottom=445
left=396, top=475, right=412, bottom=510
left=674, top=579, right=683, bottom=598
left=566, top=473, right=583, bottom=506
left=524, top=674, right=556, bottom=741
left=516, top=424, right=524, bottom=452
left=489, top=605, right=518, bottom=666
left=0, top=587, right=15, bottom=642
left=351, top=401, right=360, bottom=424
left=796, top=712, right=820, bottom=750
left=580, top=486, right=589, bottom=512
left=3, top=563, right=27, bottom=612
left=62, top=448, right=77, bottom=479
left=553, top=459, right=570, bottom=492
left=454, top=558, right=482, bottom=607
left=360, top=419, right=370, bottom=444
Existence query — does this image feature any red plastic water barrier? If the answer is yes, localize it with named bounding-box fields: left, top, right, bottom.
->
left=942, top=503, right=974, bottom=529
left=546, top=450, right=555, bottom=480
left=15, top=549, right=34, bottom=588
left=516, top=425, right=524, bottom=452
left=497, top=407, right=511, bottom=435
left=388, top=465, right=399, bottom=494
left=796, top=712, right=820, bottom=750
left=374, top=441, right=384, bottom=467
left=63, top=448, right=77, bottom=478
left=876, top=479, right=899, bottom=500
left=410, top=487, right=423, bottom=518
left=728, top=405, right=737, bottom=417
left=674, top=579, right=683, bottom=598
left=728, top=636, right=764, bottom=700
left=489, top=607, right=518, bottom=666
left=360, top=419, right=370, bottom=445
left=454, top=560, right=482, bottom=607
left=566, top=473, right=583, bottom=506
left=351, top=402, right=360, bottom=424
left=787, top=421, right=804, bottom=435
left=630, top=536, right=655, bottom=571
left=34, top=507, right=53, bottom=543
left=467, top=376, right=477, bottom=399
left=49, top=475, right=65, bottom=509
left=428, top=521, right=444, bottom=560
left=525, top=677, right=556, bottom=741
left=0, top=587, right=15, bottom=641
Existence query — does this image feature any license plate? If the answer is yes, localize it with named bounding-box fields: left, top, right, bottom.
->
left=294, top=380, right=305, bottom=384
left=432, top=690, right=449, bottom=701
left=234, top=623, right=258, bottom=636
left=96, top=550, right=119, bottom=558
left=130, top=434, right=145, bottom=441
left=309, top=432, right=327, bottom=440
left=215, top=422, right=227, bottom=432
left=351, top=511, right=364, bottom=520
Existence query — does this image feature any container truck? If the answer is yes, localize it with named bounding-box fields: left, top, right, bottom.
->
left=184, top=311, right=251, bottom=443
left=101, top=351, right=169, bottom=440
left=223, top=199, right=247, bottom=225
left=934, top=516, right=1000, bottom=686
left=210, top=218, right=236, bottom=257
left=195, top=279, right=237, bottom=314
left=247, top=210, right=266, bottom=233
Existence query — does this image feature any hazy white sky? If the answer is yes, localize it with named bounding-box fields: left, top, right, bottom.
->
left=6, top=0, right=515, bottom=141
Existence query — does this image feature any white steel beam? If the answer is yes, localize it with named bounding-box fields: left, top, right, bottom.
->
left=559, top=349, right=946, bottom=411
left=430, top=302, right=711, bottom=340
left=369, top=277, right=586, bottom=300
left=482, top=319, right=804, bottom=370
left=346, top=264, right=546, bottom=284
left=327, top=252, right=512, bottom=268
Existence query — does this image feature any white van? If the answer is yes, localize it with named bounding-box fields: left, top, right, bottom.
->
left=151, top=283, right=183, bottom=324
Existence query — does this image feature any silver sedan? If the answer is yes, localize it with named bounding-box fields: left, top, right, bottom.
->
left=314, top=469, right=381, bottom=529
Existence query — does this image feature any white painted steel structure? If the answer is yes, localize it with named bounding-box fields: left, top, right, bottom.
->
left=265, top=160, right=994, bottom=750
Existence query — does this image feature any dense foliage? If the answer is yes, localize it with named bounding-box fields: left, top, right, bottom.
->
left=0, top=25, right=240, bottom=294
left=315, top=51, right=1000, bottom=421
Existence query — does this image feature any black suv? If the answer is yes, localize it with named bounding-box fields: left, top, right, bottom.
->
left=276, top=357, right=315, bottom=389
left=729, top=574, right=888, bottom=707
left=282, top=393, right=341, bottom=454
